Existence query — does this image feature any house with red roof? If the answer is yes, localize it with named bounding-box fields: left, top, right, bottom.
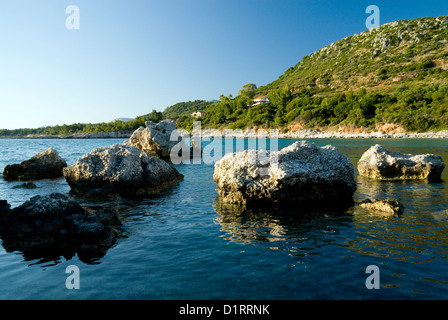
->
left=252, top=95, right=270, bottom=106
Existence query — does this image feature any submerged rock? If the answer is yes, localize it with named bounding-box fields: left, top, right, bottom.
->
left=0, top=193, right=121, bottom=253
left=431, top=209, right=448, bottom=222
left=12, top=182, right=37, bottom=189
left=357, top=144, right=445, bottom=181
left=63, top=144, right=183, bottom=196
left=2, top=148, right=67, bottom=181
left=359, top=199, right=404, bottom=217
left=125, top=120, right=199, bottom=160
left=213, top=141, right=357, bottom=206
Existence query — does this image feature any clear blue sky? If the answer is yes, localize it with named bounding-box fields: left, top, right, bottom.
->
left=0, top=0, right=447, bottom=129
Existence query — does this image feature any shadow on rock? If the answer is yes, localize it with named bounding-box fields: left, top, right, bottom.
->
left=2, top=148, right=67, bottom=181
left=0, top=193, right=124, bottom=264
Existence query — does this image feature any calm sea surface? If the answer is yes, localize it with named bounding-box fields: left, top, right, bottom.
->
left=0, top=138, right=447, bottom=300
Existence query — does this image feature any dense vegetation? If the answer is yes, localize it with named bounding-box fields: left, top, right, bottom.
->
left=176, top=15, right=448, bottom=132
left=259, top=16, right=448, bottom=93
left=162, top=100, right=215, bottom=121
left=175, top=83, right=448, bottom=132
left=1, top=16, right=447, bottom=136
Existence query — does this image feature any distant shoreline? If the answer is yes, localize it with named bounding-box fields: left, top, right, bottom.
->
left=276, top=129, right=448, bottom=139
left=196, top=128, right=448, bottom=139
left=1, top=128, right=448, bottom=139
left=0, top=131, right=133, bottom=140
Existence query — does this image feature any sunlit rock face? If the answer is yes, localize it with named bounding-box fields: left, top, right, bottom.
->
left=359, top=198, right=404, bottom=217
left=63, top=144, right=183, bottom=196
left=213, top=141, right=357, bottom=206
left=358, top=144, right=445, bottom=181
left=125, top=120, right=197, bottom=161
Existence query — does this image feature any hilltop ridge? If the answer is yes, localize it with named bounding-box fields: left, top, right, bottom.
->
left=259, top=15, right=448, bottom=94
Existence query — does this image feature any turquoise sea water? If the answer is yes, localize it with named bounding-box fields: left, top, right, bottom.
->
left=0, top=138, right=447, bottom=300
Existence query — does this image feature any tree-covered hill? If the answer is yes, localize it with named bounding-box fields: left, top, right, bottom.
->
left=162, top=100, right=214, bottom=121
left=2, top=15, right=448, bottom=136
left=260, top=16, right=448, bottom=94
left=177, top=15, right=448, bottom=132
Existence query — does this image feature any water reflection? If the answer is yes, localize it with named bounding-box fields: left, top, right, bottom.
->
left=0, top=236, right=113, bottom=265
left=214, top=200, right=354, bottom=262
left=10, top=246, right=106, bottom=266
left=0, top=198, right=126, bottom=267
left=356, top=176, right=446, bottom=209
left=348, top=203, right=448, bottom=262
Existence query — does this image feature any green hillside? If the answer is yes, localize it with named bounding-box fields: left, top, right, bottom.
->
left=177, top=15, right=448, bottom=132
left=162, top=100, right=214, bottom=121
left=1, top=15, right=447, bottom=136
left=260, top=16, right=448, bottom=94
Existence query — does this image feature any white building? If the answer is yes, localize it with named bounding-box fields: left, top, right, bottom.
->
left=191, top=111, right=206, bottom=118
left=252, top=95, right=270, bottom=106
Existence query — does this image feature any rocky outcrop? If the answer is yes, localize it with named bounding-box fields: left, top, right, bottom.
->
left=359, top=199, right=404, bottom=217
left=213, top=141, right=357, bottom=206
left=0, top=193, right=121, bottom=254
left=63, top=144, right=183, bottom=196
left=357, top=144, right=445, bottom=181
left=126, top=120, right=199, bottom=161
left=2, top=148, right=67, bottom=181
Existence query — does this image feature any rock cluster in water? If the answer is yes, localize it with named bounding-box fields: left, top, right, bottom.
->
left=358, top=144, right=445, bottom=181
left=63, top=144, right=183, bottom=196
left=1, top=122, right=446, bottom=259
left=2, top=148, right=67, bottom=181
left=0, top=193, right=121, bottom=254
left=213, top=141, right=446, bottom=210
left=0, top=122, right=189, bottom=257
left=213, top=141, right=357, bottom=206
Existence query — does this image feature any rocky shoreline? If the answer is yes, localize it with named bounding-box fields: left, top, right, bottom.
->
left=200, top=128, right=448, bottom=139
left=4, top=128, right=448, bottom=140
left=278, top=129, right=448, bottom=139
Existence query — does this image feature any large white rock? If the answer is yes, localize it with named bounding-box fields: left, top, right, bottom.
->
left=63, top=144, right=183, bottom=196
left=357, top=144, right=445, bottom=181
left=126, top=120, right=194, bottom=160
left=213, top=141, right=357, bottom=206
